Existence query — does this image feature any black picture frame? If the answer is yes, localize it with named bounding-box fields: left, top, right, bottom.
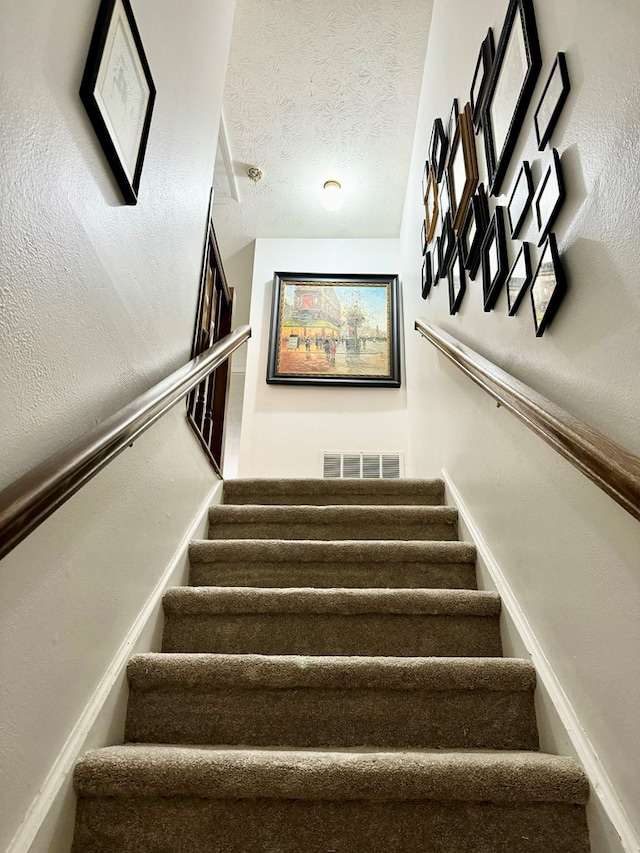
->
left=460, top=183, right=490, bottom=280
left=481, top=206, right=509, bottom=311
left=422, top=252, right=433, bottom=299
left=535, top=52, right=571, bottom=150
left=448, top=243, right=466, bottom=314
left=433, top=236, right=442, bottom=283
left=80, top=0, right=156, bottom=205
left=533, top=148, right=565, bottom=246
left=481, top=0, right=541, bottom=196
left=446, top=98, right=459, bottom=152
left=266, top=272, right=401, bottom=387
left=507, top=160, right=534, bottom=238
left=422, top=160, right=430, bottom=198
left=470, top=28, right=495, bottom=133
left=530, top=234, right=566, bottom=336
left=421, top=221, right=427, bottom=256
left=439, top=212, right=456, bottom=279
left=506, top=242, right=533, bottom=315
left=430, top=117, right=448, bottom=182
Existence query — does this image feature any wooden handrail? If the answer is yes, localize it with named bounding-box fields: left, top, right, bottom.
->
left=415, top=318, right=640, bottom=523
left=0, top=325, right=251, bottom=561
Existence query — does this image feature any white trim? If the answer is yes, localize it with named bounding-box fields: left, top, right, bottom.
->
left=6, top=480, right=222, bottom=853
left=442, top=468, right=639, bottom=853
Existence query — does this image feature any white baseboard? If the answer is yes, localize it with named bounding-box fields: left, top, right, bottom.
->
left=7, top=480, right=223, bottom=853
left=442, top=468, right=639, bottom=853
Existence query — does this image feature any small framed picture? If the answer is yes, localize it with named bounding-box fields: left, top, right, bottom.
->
left=481, top=206, right=509, bottom=311
left=433, top=236, right=442, bottom=283
left=430, top=117, right=448, bottom=182
left=422, top=252, right=433, bottom=299
left=439, top=174, right=450, bottom=222
left=535, top=53, right=571, bottom=151
left=506, top=242, right=533, bottom=315
left=446, top=98, right=459, bottom=150
left=507, top=160, right=534, bottom=238
left=439, top=212, right=456, bottom=279
left=80, top=0, right=156, bottom=204
left=533, top=148, right=565, bottom=246
left=424, top=165, right=439, bottom=244
left=421, top=221, right=427, bottom=255
left=447, top=103, right=479, bottom=232
left=448, top=243, right=466, bottom=314
left=422, top=160, right=430, bottom=198
left=470, top=28, right=495, bottom=133
left=460, top=183, right=490, bottom=280
left=530, top=234, right=566, bottom=336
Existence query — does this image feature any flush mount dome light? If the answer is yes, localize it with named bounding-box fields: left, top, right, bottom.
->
left=321, top=179, right=343, bottom=211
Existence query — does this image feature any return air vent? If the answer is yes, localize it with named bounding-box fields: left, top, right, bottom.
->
left=322, top=452, right=404, bottom=479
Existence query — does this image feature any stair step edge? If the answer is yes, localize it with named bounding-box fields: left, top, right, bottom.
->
left=189, top=539, right=476, bottom=564
left=74, top=745, right=589, bottom=804
left=162, top=587, right=501, bottom=616
left=127, top=653, right=535, bottom=690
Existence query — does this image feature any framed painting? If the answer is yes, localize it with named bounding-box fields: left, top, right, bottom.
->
left=460, top=183, right=489, bottom=280
left=448, top=242, right=466, bottom=314
left=430, top=117, right=448, bottom=182
left=439, top=211, right=456, bottom=279
left=481, top=205, right=509, bottom=311
left=266, top=272, right=401, bottom=387
left=424, top=165, right=439, bottom=243
left=447, top=102, right=479, bottom=232
left=506, top=241, right=533, bottom=315
left=481, top=0, right=541, bottom=195
left=531, top=234, right=567, bottom=336
left=535, top=52, right=571, bottom=150
left=422, top=252, right=433, bottom=299
left=470, top=28, right=495, bottom=133
left=533, top=148, right=565, bottom=245
left=446, top=98, right=459, bottom=153
left=507, top=160, right=534, bottom=238
left=80, top=0, right=156, bottom=204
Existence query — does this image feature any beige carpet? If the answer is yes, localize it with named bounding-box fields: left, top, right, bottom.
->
left=72, top=478, right=591, bottom=851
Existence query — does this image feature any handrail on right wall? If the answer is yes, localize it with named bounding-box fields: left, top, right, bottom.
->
left=415, top=318, right=640, bottom=523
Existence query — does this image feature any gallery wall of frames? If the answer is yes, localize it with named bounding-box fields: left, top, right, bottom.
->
left=420, top=0, right=571, bottom=337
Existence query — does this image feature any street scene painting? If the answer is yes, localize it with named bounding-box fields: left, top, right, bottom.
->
left=266, top=272, right=401, bottom=387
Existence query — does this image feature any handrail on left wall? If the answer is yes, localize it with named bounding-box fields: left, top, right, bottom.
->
left=0, top=324, right=251, bottom=562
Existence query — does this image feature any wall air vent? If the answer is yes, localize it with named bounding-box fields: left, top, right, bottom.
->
left=322, top=452, right=404, bottom=479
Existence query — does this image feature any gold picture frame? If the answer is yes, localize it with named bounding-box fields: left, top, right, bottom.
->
left=447, top=103, right=479, bottom=233
left=424, top=165, right=439, bottom=244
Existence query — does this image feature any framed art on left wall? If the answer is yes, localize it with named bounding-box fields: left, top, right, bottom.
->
left=80, top=0, right=156, bottom=204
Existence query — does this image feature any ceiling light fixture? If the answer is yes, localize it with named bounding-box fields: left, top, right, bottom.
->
left=321, top=179, right=343, bottom=211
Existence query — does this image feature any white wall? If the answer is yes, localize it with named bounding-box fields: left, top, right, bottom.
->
left=239, top=238, right=408, bottom=478
left=0, top=0, right=236, bottom=848
left=400, top=0, right=640, bottom=848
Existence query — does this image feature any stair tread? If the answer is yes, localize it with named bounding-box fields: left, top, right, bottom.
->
left=223, top=478, right=445, bottom=505
left=74, top=745, right=589, bottom=803
left=210, top=504, right=458, bottom=523
left=189, top=538, right=476, bottom=563
left=127, top=653, right=535, bottom=690
left=163, top=586, right=500, bottom=615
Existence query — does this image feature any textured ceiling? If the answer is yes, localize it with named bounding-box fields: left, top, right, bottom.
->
left=213, top=0, right=434, bottom=259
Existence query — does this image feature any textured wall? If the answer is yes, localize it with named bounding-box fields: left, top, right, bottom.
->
left=239, top=238, right=409, bottom=478
left=0, top=0, right=236, bottom=849
left=400, top=0, right=640, bottom=847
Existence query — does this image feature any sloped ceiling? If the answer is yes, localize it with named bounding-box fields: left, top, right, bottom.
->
left=213, top=0, right=434, bottom=259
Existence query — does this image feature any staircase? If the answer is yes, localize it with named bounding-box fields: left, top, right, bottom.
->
left=72, top=479, right=591, bottom=851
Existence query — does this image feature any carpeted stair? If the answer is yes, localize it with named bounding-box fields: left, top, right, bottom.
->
left=72, top=478, right=591, bottom=851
